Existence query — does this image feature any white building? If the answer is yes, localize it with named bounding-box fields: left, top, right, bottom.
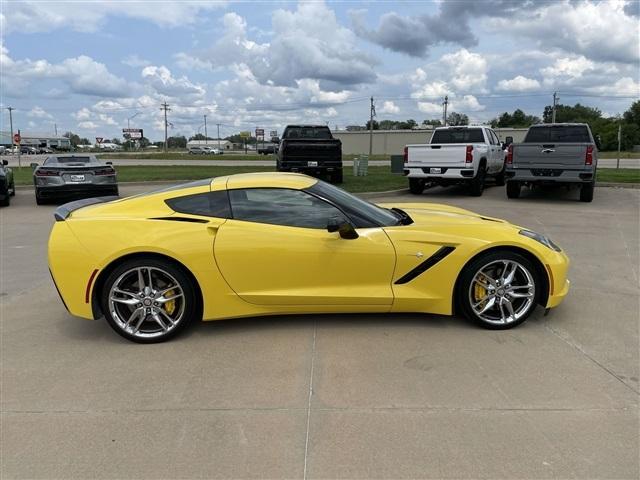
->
left=186, top=139, right=231, bottom=150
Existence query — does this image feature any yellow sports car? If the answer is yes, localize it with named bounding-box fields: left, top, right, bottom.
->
left=48, top=172, right=570, bottom=343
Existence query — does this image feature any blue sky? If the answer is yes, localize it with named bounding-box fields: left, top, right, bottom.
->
left=1, top=0, right=638, bottom=141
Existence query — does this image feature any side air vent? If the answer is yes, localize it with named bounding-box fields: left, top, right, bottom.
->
left=149, top=216, right=209, bottom=224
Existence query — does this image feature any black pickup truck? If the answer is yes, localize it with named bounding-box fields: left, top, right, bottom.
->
left=276, top=125, right=343, bottom=183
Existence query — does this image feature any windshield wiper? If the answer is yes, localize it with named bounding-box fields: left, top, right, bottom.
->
left=390, top=207, right=414, bottom=225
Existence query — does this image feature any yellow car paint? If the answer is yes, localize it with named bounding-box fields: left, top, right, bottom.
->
left=48, top=172, right=570, bottom=324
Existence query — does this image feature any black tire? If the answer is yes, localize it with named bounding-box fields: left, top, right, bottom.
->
left=330, top=169, right=343, bottom=184
left=9, top=181, right=15, bottom=196
left=0, top=191, right=9, bottom=207
left=456, top=250, right=541, bottom=330
left=469, top=164, right=486, bottom=196
left=506, top=181, right=521, bottom=199
left=494, top=165, right=506, bottom=186
left=580, top=182, right=594, bottom=202
left=100, top=257, right=200, bottom=343
left=35, top=190, right=46, bottom=205
left=409, top=178, right=425, bottom=195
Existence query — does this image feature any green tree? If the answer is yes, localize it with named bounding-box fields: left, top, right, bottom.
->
left=422, top=119, right=442, bottom=127
left=490, top=109, right=540, bottom=128
left=167, top=136, right=187, bottom=149
left=63, top=132, right=81, bottom=147
left=446, top=112, right=469, bottom=126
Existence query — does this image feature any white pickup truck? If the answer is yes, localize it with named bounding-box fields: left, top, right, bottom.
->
left=404, top=126, right=506, bottom=196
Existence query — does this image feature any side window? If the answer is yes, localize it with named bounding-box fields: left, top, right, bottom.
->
left=165, top=191, right=231, bottom=218
left=487, top=130, right=497, bottom=145
left=229, top=188, right=347, bottom=229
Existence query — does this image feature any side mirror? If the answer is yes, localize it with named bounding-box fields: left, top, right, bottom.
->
left=2, top=160, right=8, bottom=166
left=327, top=217, right=359, bottom=239
left=271, top=137, right=280, bottom=144
left=105, top=161, right=113, bottom=165
left=595, top=135, right=602, bottom=150
left=30, top=162, right=38, bottom=169
left=505, top=136, right=513, bottom=146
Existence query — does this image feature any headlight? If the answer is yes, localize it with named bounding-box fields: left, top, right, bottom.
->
left=519, top=229, right=562, bottom=252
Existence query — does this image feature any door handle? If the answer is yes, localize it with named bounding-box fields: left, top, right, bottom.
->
left=542, top=149, right=555, bottom=153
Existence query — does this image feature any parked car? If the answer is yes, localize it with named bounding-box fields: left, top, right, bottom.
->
left=38, top=147, right=53, bottom=154
left=505, top=123, right=598, bottom=202
left=276, top=125, right=343, bottom=183
left=31, top=154, right=118, bottom=205
left=404, top=126, right=506, bottom=196
left=258, top=144, right=277, bottom=155
left=47, top=172, right=570, bottom=343
left=21, top=146, right=38, bottom=155
left=0, top=159, right=15, bottom=207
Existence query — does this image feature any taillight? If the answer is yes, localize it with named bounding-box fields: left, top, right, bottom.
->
left=465, top=145, right=473, bottom=163
left=506, top=144, right=514, bottom=165
left=35, top=168, right=60, bottom=176
left=585, top=145, right=594, bottom=165
left=94, top=167, right=115, bottom=176
left=403, top=146, right=408, bottom=164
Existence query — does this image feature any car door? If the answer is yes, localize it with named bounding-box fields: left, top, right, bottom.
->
left=488, top=129, right=504, bottom=172
left=214, top=187, right=396, bottom=306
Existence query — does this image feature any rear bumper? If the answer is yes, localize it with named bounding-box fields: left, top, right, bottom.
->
left=36, top=184, right=119, bottom=199
left=405, top=165, right=477, bottom=180
left=506, top=167, right=595, bottom=183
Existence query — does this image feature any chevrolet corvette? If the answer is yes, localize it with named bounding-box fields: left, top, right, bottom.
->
left=48, top=172, right=570, bottom=343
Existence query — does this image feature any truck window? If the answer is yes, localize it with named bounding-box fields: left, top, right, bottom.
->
left=431, top=128, right=485, bottom=144
left=284, top=127, right=332, bottom=140
left=524, top=126, right=591, bottom=143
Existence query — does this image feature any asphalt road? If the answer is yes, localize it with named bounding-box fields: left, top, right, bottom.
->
left=1, top=183, right=638, bottom=478
left=3, top=154, right=640, bottom=168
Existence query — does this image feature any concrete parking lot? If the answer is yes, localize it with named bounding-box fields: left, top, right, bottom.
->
left=1, top=182, right=638, bottom=479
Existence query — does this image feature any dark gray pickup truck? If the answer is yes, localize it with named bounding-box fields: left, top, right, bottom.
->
left=276, top=125, right=343, bottom=183
left=505, top=123, right=597, bottom=202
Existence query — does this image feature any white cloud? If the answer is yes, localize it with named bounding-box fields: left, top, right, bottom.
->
left=440, top=49, right=488, bottom=92
left=173, top=52, right=215, bottom=72
left=380, top=101, right=400, bottom=114
left=417, top=102, right=442, bottom=115
left=540, top=56, right=595, bottom=79
left=0, top=1, right=226, bottom=35
left=27, top=106, right=53, bottom=119
left=141, top=65, right=205, bottom=98
left=122, top=55, right=151, bottom=68
left=496, top=76, right=541, bottom=92
left=77, top=121, right=98, bottom=130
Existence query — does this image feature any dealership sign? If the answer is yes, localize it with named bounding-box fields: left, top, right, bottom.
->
left=123, top=128, right=143, bottom=139
left=239, top=131, right=251, bottom=138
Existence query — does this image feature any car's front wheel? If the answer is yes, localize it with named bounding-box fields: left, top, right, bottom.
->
left=457, top=251, right=540, bottom=329
left=409, top=178, right=425, bottom=195
left=101, top=258, right=200, bottom=343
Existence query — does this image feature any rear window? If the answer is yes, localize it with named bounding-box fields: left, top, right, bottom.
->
left=46, top=156, right=94, bottom=164
left=524, top=126, right=591, bottom=143
left=165, top=190, right=231, bottom=218
left=284, top=127, right=332, bottom=139
left=431, top=128, right=485, bottom=144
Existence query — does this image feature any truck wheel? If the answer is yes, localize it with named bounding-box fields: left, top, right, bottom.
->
left=580, top=182, right=594, bottom=202
left=0, top=190, right=9, bottom=207
left=331, top=169, right=343, bottom=184
left=506, top=181, right=521, bottom=199
left=35, top=190, right=46, bottom=205
left=409, top=179, right=425, bottom=195
left=494, top=165, right=506, bottom=186
left=469, top=166, right=486, bottom=196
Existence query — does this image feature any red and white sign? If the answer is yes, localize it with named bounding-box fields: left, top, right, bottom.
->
left=95, top=137, right=104, bottom=144
left=13, top=133, right=20, bottom=145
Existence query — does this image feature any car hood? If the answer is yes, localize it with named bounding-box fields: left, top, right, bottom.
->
left=376, top=202, right=510, bottom=227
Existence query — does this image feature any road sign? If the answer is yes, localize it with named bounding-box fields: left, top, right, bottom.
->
left=270, top=130, right=277, bottom=137
left=239, top=131, right=251, bottom=138
left=255, top=128, right=264, bottom=136
left=95, top=137, right=103, bottom=144
left=123, top=128, right=143, bottom=139
left=13, top=133, right=20, bottom=145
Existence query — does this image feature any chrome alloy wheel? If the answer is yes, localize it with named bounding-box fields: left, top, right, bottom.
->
left=108, top=266, right=185, bottom=339
left=468, top=260, right=536, bottom=325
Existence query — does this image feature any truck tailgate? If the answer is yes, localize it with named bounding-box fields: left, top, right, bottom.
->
left=408, top=144, right=467, bottom=166
left=515, top=144, right=588, bottom=168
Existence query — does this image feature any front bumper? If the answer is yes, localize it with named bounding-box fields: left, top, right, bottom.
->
left=544, top=250, right=571, bottom=309
left=506, top=167, right=595, bottom=184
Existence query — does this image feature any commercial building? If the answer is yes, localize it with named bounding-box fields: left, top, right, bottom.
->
left=333, top=128, right=529, bottom=156
left=186, top=139, right=231, bottom=150
left=0, top=131, right=71, bottom=150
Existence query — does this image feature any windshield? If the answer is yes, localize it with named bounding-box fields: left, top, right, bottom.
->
left=524, top=126, right=591, bottom=143
left=431, top=128, right=484, bottom=144
left=306, top=180, right=401, bottom=228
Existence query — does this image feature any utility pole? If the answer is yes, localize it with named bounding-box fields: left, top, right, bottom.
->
left=203, top=114, right=208, bottom=146
left=442, top=96, right=449, bottom=126
left=160, top=102, right=170, bottom=152
left=552, top=92, right=558, bottom=123
left=7, top=106, right=14, bottom=148
left=617, top=120, right=622, bottom=169
left=369, top=96, right=375, bottom=158
left=216, top=123, right=221, bottom=151
left=54, top=123, right=58, bottom=136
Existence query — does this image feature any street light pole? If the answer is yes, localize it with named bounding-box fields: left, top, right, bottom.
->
left=216, top=123, right=221, bottom=151
left=204, top=115, right=208, bottom=146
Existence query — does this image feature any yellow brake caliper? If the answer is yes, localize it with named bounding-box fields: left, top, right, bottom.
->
left=474, top=283, right=487, bottom=306
left=164, top=289, right=176, bottom=315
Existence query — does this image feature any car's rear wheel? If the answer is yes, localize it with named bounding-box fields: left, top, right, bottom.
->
left=101, top=258, right=199, bottom=343
left=457, top=251, right=540, bottom=329
left=580, top=182, right=594, bottom=202
left=409, top=178, right=425, bottom=195
left=469, top=165, right=486, bottom=196
left=0, top=191, right=9, bottom=207
left=494, top=164, right=506, bottom=186
left=506, top=181, right=521, bottom=199
left=35, top=190, right=46, bottom=205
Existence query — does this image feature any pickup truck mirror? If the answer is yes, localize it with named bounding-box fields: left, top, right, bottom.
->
left=271, top=137, right=280, bottom=144
left=2, top=160, right=8, bottom=166
left=594, top=135, right=602, bottom=150
left=105, top=161, right=113, bottom=165
left=30, top=162, right=39, bottom=169
left=327, top=217, right=359, bottom=239
left=504, top=136, right=513, bottom=146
